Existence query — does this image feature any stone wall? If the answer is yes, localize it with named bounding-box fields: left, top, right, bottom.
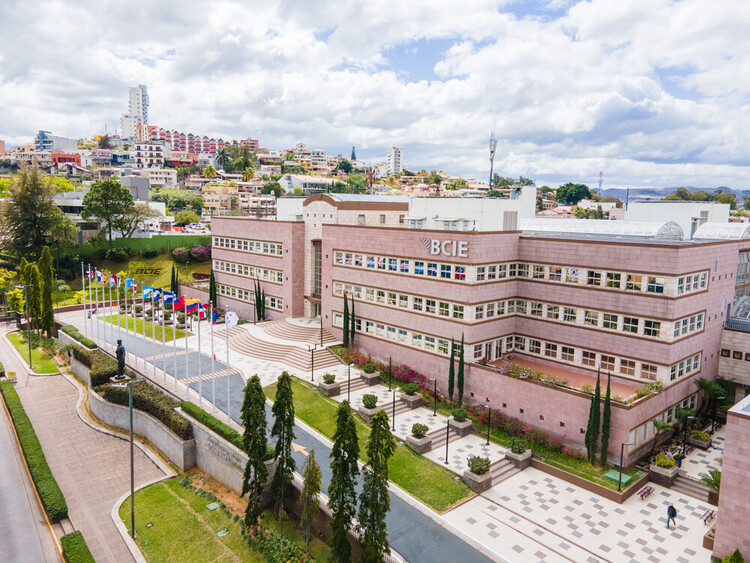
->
left=70, top=356, right=91, bottom=386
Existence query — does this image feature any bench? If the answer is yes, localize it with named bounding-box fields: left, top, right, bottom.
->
left=6, top=371, right=17, bottom=384
left=638, top=486, right=654, bottom=500
left=701, top=509, right=715, bottom=525
left=684, top=444, right=695, bottom=455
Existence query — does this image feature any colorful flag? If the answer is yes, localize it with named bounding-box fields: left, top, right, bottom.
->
left=225, top=311, right=238, bottom=328
left=110, top=274, right=117, bottom=287
left=95, top=270, right=103, bottom=283
left=87, top=268, right=94, bottom=279
left=142, top=285, right=154, bottom=299
left=174, top=296, right=186, bottom=311
left=152, top=288, right=163, bottom=302
left=125, top=278, right=135, bottom=292
left=211, top=309, right=219, bottom=324
left=185, top=300, right=199, bottom=314
left=163, top=291, right=176, bottom=304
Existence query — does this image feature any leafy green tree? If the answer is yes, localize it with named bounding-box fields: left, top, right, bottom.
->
left=27, top=264, right=41, bottom=333
left=336, top=160, right=353, bottom=174
left=216, top=147, right=232, bottom=170
left=358, top=410, right=396, bottom=562
left=118, top=203, right=161, bottom=237
left=174, top=210, right=200, bottom=225
left=600, top=372, right=611, bottom=466
left=649, top=419, right=673, bottom=458
left=97, top=134, right=114, bottom=149
left=188, top=197, right=205, bottom=214
left=38, top=246, right=54, bottom=336
left=346, top=174, right=367, bottom=193
left=292, top=186, right=305, bottom=197
left=300, top=449, right=322, bottom=557
left=575, top=205, right=605, bottom=219
left=81, top=177, right=135, bottom=249
left=457, top=334, right=465, bottom=407
left=49, top=177, right=75, bottom=192
left=328, top=401, right=359, bottom=563
left=556, top=182, right=593, bottom=205
left=203, top=165, right=217, bottom=178
left=448, top=337, right=455, bottom=402
left=342, top=294, right=349, bottom=347
left=261, top=182, right=283, bottom=198
left=270, top=372, right=296, bottom=518
left=241, top=375, right=268, bottom=536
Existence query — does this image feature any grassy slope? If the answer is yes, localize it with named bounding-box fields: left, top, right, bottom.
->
left=265, top=378, right=471, bottom=512
left=102, top=314, right=186, bottom=341
left=7, top=332, right=58, bottom=374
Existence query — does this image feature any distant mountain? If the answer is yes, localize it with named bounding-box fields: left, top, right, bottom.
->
left=601, top=186, right=745, bottom=202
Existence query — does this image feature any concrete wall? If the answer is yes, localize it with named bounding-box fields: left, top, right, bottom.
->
left=70, top=356, right=91, bottom=386
left=718, top=328, right=750, bottom=395
left=713, top=394, right=750, bottom=558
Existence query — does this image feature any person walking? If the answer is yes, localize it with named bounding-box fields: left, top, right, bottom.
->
left=667, top=504, right=677, bottom=528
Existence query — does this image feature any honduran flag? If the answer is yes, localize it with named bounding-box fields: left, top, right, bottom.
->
left=173, top=296, right=186, bottom=311
left=152, top=288, right=163, bottom=302
left=125, top=278, right=138, bottom=293
left=162, top=291, right=176, bottom=304
left=185, top=299, right=200, bottom=314
left=142, top=285, right=154, bottom=299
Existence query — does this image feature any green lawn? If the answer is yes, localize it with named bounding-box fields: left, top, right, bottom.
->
left=119, top=478, right=263, bottom=563
left=265, top=378, right=472, bottom=512
left=102, top=314, right=186, bottom=341
left=6, top=332, right=58, bottom=374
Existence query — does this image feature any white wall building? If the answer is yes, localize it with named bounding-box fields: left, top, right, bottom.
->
left=121, top=85, right=149, bottom=141
left=134, top=141, right=170, bottom=169
left=140, top=168, right=177, bottom=189
left=387, top=145, right=403, bottom=175
left=624, top=201, right=730, bottom=239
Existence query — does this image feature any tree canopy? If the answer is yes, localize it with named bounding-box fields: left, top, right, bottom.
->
left=664, top=187, right=737, bottom=209
left=556, top=182, right=594, bottom=205
left=261, top=182, right=283, bottom=198
left=335, top=159, right=353, bottom=174
left=81, top=177, right=135, bottom=249
left=174, top=210, right=200, bottom=225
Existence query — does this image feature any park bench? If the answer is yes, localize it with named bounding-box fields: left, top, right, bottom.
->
left=7, top=371, right=17, bottom=384
left=701, top=509, right=715, bottom=525
left=638, top=485, right=654, bottom=500
left=684, top=444, right=695, bottom=455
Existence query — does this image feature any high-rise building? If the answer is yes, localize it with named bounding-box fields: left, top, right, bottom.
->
left=387, top=144, right=403, bottom=175
left=121, top=85, right=149, bottom=141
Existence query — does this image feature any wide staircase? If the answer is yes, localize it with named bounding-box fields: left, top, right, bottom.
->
left=333, top=376, right=371, bottom=397
left=220, top=326, right=343, bottom=372
left=489, top=458, right=519, bottom=484
left=425, top=425, right=462, bottom=450
left=672, top=473, right=710, bottom=502
left=262, top=319, right=338, bottom=345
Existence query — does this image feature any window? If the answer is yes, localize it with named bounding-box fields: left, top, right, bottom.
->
left=376, top=290, right=385, bottom=303
left=644, top=320, right=661, bottom=337
left=427, top=263, right=437, bottom=277
left=517, top=264, right=529, bottom=277
left=641, top=364, right=657, bottom=380
left=486, top=303, right=495, bottom=318
left=437, top=339, right=449, bottom=354
left=425, top=299, right=436, bottom=314
left=441, top=264, right=451, bottom=279
left=475, top=305, right=484, bottom=320
left=414, top=261, right=424, bottom=275
left=474, top=344, right=484, bottom=360
left=399, top=295, right=409, bottom=309
left=621, top=359, right=636, bottom=376
left=400, top=260, right=410, bottom=273
left=603, top=314, right=618, bottom=329
left=647, top=276, right=665, bottom=293
left=584, top=311, right=598, bottom=326
left=700, top=272, right=707, bottom=288
left=358, top=214, right=365, bottom=225
left=412, top=334, right=423, bottom=347
left=496, top=301, right=506, bottom=315
left=561, top=346, right=574, bottom=361
left=387, top=292, right=397, bottom=306
left=439, top=302, right=450, bottom=317
left=733, top=351, right=743, bottom=360
left=582, top=351, right=596, bottom=367
left=563, top=307, right=576, bottom=322
left=550, top=267, right=562, bottom=282
left=533, top=265, right=545, bottom=279
left=413, top=297, right=423, bottom=311
left=605, top=272, right=621, bottom=288
left=398, top=329, right=407, bottom=343
left=600, top=355, right=615, bottom=371
left=530, top=302, right=543, bottom=317
left=454, top=266, right=465, bottom=280
left=453, top=305, right=464, bottom=320
left=626, top=274, right=642, bottom=291
left=377, top=257, right=386, bottom=270
left=566, top=268, right=579, bottom=284
left=498, top=264, right=508, bottom=278
left=623, top=317, right=639, bottom=333
left=587, top=271, right=602, bottom=286
left=366, top=288, right=375, bottom=301
left=514, top=337, right=526, bottom=351
left=721, top=349, right=730, bottom=357
left=546, top=305, right=559, bottom=319
left=545, top=343, right=557, bottom=358
left=425, top=336, right=436, bottom=350
left=677, top=277, right=684, bottom=295
left=508, top=263, right=517, bottom=277
left=388, top=258, right=397, bottom=271
left=477, top=266, right=486, bottom=281
left=529, top=339, right=541, bottom=354
left=487, top=265, right=497, bottom=280
left=387, top=326, right=396, bottom=340
left=379, top=214, right=386, bottom=224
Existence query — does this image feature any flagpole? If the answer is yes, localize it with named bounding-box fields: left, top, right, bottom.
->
left=161, top=295, right=166, bottom=385
left=198, top=312, right=202, bottom=408
left=226, top=324, right=231, bottom=424
left=108, top=273, right=113, bottom=344
left=151, top=292, right=156, bottom=380
left=116, top=276, right=121, bottom=336
left=184, top=307, right=189, bottom=400
left=141, top=289, right=146, bottom=370
left=173, top=307, right=178, bottom=393
left=210, top=302, right=216, bottom=415
left=81, top=262, right=87, bottom=337
left=88, top=264, right=95, bottom=341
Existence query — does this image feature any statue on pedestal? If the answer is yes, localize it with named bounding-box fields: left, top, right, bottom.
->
left=116, top=339, right=126, bottom=379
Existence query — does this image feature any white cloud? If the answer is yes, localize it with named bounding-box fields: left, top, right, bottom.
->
left=0, top=0, right=748, bottom=189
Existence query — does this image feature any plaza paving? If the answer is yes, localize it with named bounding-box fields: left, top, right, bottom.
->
left=679, top=425, right=725, bottom=481
left=445, top=467, right=714, bottom=562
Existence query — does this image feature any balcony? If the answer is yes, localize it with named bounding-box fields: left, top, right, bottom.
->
left=725, top=318, right=750, bottom=333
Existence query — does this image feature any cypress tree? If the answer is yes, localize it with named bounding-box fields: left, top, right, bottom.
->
left=358, top=410, right=396, bottom=562
left=588, top=370, right=602, bottom=464
left=600, top=372, right=612, bottom=466
left=300, top=450, right=322, bottom=558
left=254, top=279, right=260, bottom=320
left=448, top=337, right=455, bottom=402
left=27, top=265, right=41, bottom=333
left=584, top=389, right=595, bottom=462
left=175, top=270, right=179, bottom=293
left=342, top=293, right=349, bottom=347
left=209, top=269, right=217, bottom=304
left=271, top=372, right=296, bottom=518
left=349, top=294, right=355, bottom=345
left=328, top=401, right=359, bottom=563
left=39, top=246, right=54, bottom=336
left=261, top=288, right=266, bottom=320
left=457, top=334, right=465, bottom=407
left=240, top=375, right=268, bottom=536
left=170, top=264, right=176, bottom=293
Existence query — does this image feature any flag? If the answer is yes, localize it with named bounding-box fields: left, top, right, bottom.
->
left=125, top=278, right=135, bottom=292
left=95, top=270, right=103, bottom=283
left=163, top=291, right=176, bottom=304
left=211, top=309, right=219, bottom=324
left=142, top=285, right=154, bottom=299
left=110, top=274, right=117, bottom=287
left=198, top=304, right=208, bottom=319
left=152, top=288, right=163, bottom=302
left=174, top=296, right=186, bottom=311
left=131, top=280, right=138, bottom=294
left=225, top=311, right=238, bottom=328
left=87, top=268, right=94, bottom=279
left=185, top=300, right=199, bottom=314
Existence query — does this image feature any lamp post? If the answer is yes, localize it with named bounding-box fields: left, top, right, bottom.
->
left=682, top=415, right=695, bottom=454
left=347, top=363, right=354, bottom=402
left=432, top=379, right=437, bottom=417
left=444, top=417, right=451, bottom=464
left=129, top=379, right=135, bottom=539
left=485, top=404, right=491, bottom=446
left=16, top=285, right=32, bottom=370
left=618, top=442, right=634, bottom=492
left=308, top=345, right=315, bottom=382
left=712, top=396, right=725, bottom=434
left=320, top=315, right=323, bottom=347
left=391, top=390, right=396, bottom=431
left=388, top=356, right=392, bottom=391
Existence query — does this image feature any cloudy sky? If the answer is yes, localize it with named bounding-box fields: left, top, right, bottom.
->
left=1, top=0, right=748, bottom=189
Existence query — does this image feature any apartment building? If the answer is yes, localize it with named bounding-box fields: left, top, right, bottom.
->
left=135, top=141, right=170, bottom=168
left=148, top=127, right=227, bottom=155
left=121, top=85, right=149, bottom=141
left=387, top=145, right=403, bottom=175
left=34, top=130, right=77, bottom=152
left=140, top=167, right=177, bottom=189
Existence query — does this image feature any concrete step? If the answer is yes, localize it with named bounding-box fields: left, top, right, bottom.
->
left=426, top=426, right=462, bottom=446
left=672, top=475, right=710, bottom=502
left=262, top=318, right=338, bottom=345
left=490, top=458, right=518, bottom=484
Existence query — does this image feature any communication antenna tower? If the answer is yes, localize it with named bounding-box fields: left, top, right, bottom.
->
left=489, top=127, right=498, bottom=190
left=598, top=171, right=603, bottom=197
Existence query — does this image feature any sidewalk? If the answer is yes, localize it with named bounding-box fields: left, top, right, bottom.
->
left=0, top=331, right=168, bottom=563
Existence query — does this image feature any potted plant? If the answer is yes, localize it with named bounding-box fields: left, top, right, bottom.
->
left=359, top=361, right=381, bottom=385
left=687, top=429, right=712, bottom=450
left=699, top=467, right=721, bottom=506
left=649, top=452, right=679, bottom=486
left=505, top=437, right=533, bottom=469
left=463, top=455, right=493, bottom=492
left=406, top=423, right=432, bottom=454
left=358, top=393, right=382, bottom=423
left=399, top=382, right=422, bottom=409
left=449, top=408, right=473, bottom=437
left=176, top=313, right=186, bottom=329
left=145, top=308, right=153, bottom=321
left=318, top=373, right=340, bottom=398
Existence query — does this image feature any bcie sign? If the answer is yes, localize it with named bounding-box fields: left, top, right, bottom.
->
left=420, top=238, right=469, bottom=258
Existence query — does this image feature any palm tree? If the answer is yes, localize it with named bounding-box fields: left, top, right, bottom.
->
left=695, top=377, right=724, bottom=416
left=216, top=147, right=231, bottom=171
left=649, top=419, right=673, bottom=459
left=698, top=467, right=721, bottom=492
left=203, top=165, right=217, bottom=179
left=242, top=167, right=254, bottom=182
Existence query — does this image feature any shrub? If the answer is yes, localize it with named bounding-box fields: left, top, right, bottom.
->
left=723, top=549, right=745, bottom=563
left=508, top=437, right=527, bottom=454
left=145, top=308, right=153, bottom=317
left=0, top=361, right=4, bottom=377
left=655, top=453, right=676, bottom=468
left=164, top=302, right=173, bottom=311
left=61, top=325, right=97, bottom=349
left=60, top=531, right=95, bottom=563
left=467, top=456, right=490, bottom=475
left=71, top=345, right=94, bottom=367
left=105, top=248, right=129, bottom=262
left=411, top=423, right=428, bottom=439
left=89, top=352, right=118, bottom=388
left=322, top=373, right=336, bottom=384
left=581, top=384, right=594, bottom=394
left=135, top=305, right=143, bottom=314
left=171, top=246, right=191, bottom=263
left=636, top=380, right=666, bottom=398
left=102, top=381, right=192, bottom=440
left=163, top=311, right=172, bottom=321
left=691, top=429, right=711, bottom=441
left=177, top=314, right=186, bottom=324
left=0, top=381, right=68, bottom=522
left=141, top=247, right=158, bottom=259
left=362, top=394, right=378, bottom=409
left=526, top=427, right=549, bottom=448
left=190, top=244, right=211, bottom=262
left=451, top=408, right=467, bottom=422
left=401, top=383, right=418, bottom=396
left=362, top=361, right=377, bottom=374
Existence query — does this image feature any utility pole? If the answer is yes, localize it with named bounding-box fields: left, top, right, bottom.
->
left=488, top=127, right=497, bottom=190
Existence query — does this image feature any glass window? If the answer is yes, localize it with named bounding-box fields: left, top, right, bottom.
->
left=486, top=303, right=495, bottom=318
left=533, top=265, right=545, bottom=279
left=497, top=301, right=506, bottom=315
left=621, top=359, right=636, bottom=376
left=623, top=317, right=639, bottom=333
left=546, top=305, right=559, bottom=319
left=335, top=252, right=344, bottom=264
left=530, top=302, right=543, bottom=317
left=414, top=261, right=424, bottom=275
left=587, top=271, right=602, bottom=286
left=605, top=272, right=621, bottom=288
left=475, top=305, right=484, bottom=320
left=354, top=254, right=363, bottom=266
left=584, top=311, right=598, bottom=326
left=453, top=305, right=464, bottom=320
left=561, top=346, right=574, bottom=361
left=647, top=276, right=665, bottom=293
left=439, top=302, right=450, bottom=317
left=626, top=274, right=642, bottom=291
left=641, top=364, right=657, bottom=380
left=487, top=265, right=497, bottom=280
left=413, top=297, right=423, bottom=311
left=477, top=266, right=486, bottom=281
left=582, top=351, right=596, bottom=366
left=600, top=355, right=615, bottom=371
left=366, top=288, right=375, bottom=301
left=387, top=326, right=396, bottom=340
left=399, top=295, right=409, bottom=308
left=437, top=339, right=449, bottom=354
left=603, top=314, right=618, bottom=329
left=517, top=264, right=529, bottom=277
left=677, top=277, right=684, bottom=295
left=425, top=336, right=436, bottom=350
left=412, top=334, right=423, bottom=347
left=376, top=290, right=386, bottom=303
left=644, top=320, right=660, bottom=337
left=398, top=329, right=407, bottom=343
left=550, top=267, right=562, bottom=282
left=366, top=256, right=375, bottom=268
left=498, top=264, right=508, bottom=278
left=454, top=266, right=465, bottom=280
left=566, top=268, right=579, bottom=284
left=441, top=264, right=451, bottom=279
left=377, top=257, right=386, bottom=270
left=427, top=263, right=437, bottom=277
left=563, top=307, right=576, bottom=322
left=387, top=292, right=397, bottom=306
left=545, top=343, right=557, bottom=358
left=388, top=258, right=397, bottom=271
left=425, top=299, right=436, bottom=314
left=529, top=339, right=541, bottom=354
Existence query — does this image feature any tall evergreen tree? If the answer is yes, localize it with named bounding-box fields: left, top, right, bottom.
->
left=300, top=450, right=322, bottom=558
left=170, top=264, right=175, bottom=293
left=254, top=278, right=260, bottom=320
left=457, top=334, right=465, bottom=407
left=584, top=386, right=595, bottom=461
left=27, top=264, right=41, bottom=333
left=358, top=410, right=396, bottom=563
left=261, top=288, right=266, bottom=319
left=349, top=295, right=355, bottom=345
left=351, top=146, right=356, bottom=161
left=588, top=371, right=602, bottom=464
left=209, top=269, right=217, bottom=304
left=342, top=293, right=349, bottom=347
left=328, top=401, right=359, bottom=563
left=270, top=372, right=296, bottom=518
left=38, top=246, right=54, bottom=336
left=600, top=372, right=612, bottom=466
left=448, top=337, right=455, bottom=402
left=241, top=375, right=268, bottom=536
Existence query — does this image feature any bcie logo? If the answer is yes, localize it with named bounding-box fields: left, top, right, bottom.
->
left=419, top=238, right=469, bottom=257
left=135, top=268, right=162, bottom=275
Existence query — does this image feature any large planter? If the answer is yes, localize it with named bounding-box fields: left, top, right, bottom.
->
left=360, top=371, right=380, bottom=386
left=449, top=418, right=473, bottom=437
left=703, top=528, right=715, bottom=550
left=318, top=381, right=341, bottom=398
left=400, top=393, right=422, bottom=409
left=405, top=434, right=433, bottom=454
left=358, top=405, right=384, bottom=424
left=649, top=464, right=679, bottom=487
left=708, top=489, right=719, bottom=506
left=505, top=449, right=533, bottom=470
left=687, top=435, right=712, bottom=451
left=463, top=469, right=493, bottom=493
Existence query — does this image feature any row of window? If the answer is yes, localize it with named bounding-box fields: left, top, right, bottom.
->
left=333, top=282, right=465, bottom=320
left=213, top=237, right=283, bottom=256
left=720, top=348, right=750, bottom=361
left=333, top=251, right=466, bottom=280
left=669, top=354, right=701, bottom=381
left=214, top=260, right=283, bottom=284
left=629, top=394, right=697, bottom=446
left=217, top=283, right=284, bottom=311
left=677, top=273, right=708, bottom=295
left=672, top=313, right=705, bottom=338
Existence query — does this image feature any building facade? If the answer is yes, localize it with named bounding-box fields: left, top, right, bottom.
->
left=34, top=130, right=76, bottom=152
left=134, top=141, right=170, bottom=168
left=212, top=192, right=743, bottom=465
left=148, top=127, right=227, bottom=155
left=387, top=144, right=403, bottom=175
left=121, top=85, right=149, bottom=141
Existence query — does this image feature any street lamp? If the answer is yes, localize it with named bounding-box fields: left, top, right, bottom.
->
left=391, top=389, right=396, bottom=431
left=618, top=442, right=634, bottom=492
left=387, top=355, right=392, bottom=391
left=347, top=363, right=354, bottom=402
left=682, top=415, right=696, bottom=454
left=308, top=344, right=315, bottom=382
left=485, top=404, right=492, bottom=446
left=432, top=378, right=437, bottom=417
left=15, top=285, right=32, bottom=370
left=712, top=396, right=725, bottom=434
left=444, top=417, right=452, bottom=465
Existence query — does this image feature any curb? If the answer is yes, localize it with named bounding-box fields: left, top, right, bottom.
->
left=3, top=330, right=61, bottom=377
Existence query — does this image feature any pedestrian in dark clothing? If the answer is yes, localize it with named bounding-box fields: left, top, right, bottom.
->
left=667, top=504, right=677, bottom=528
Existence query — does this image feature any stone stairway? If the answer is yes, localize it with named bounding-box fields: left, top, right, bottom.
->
left=262, top=319, right=338, bottom=345
left=672, top=473, right=710, bottom=502
left=425, top=425, right=462, bottom=449
left=220, top=326, right=343, bottom=372
left=333, top=376, right=371, bottom=397
left=489, top=457, right=519, bottom=484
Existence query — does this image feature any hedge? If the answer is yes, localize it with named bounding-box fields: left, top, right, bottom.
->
left=0, top=380, right=68, bottom=523
left=60, top=325, right=97, bottom=350
left=102, top=381, right=192, bottom=441
left=60, top=531, right=95, bottom=563
left=71, top=345, right=118, bottom=387
left=0, top=360, right=4, bottom=377
left=180, top=401, right=273, bottom=459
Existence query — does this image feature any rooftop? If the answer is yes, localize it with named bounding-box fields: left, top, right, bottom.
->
left=520, top=218, right=685, bottom=240
left=692, top=222, right=750, bottom=240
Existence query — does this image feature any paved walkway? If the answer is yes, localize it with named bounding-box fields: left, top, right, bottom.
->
left=1, top=331, right=168, bottom=563
left=679, top=425, right=725, bottom=481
